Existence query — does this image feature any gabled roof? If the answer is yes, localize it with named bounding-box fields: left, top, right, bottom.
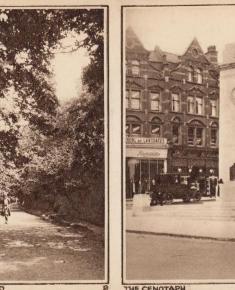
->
left=149, top=46, right=180, bottom=63
left=126, top=26, right=147, bottom=53
left=182, top=37, right=210, bottom=64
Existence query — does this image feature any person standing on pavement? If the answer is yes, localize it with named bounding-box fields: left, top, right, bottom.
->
left=2, top=193, right=11, bottom=224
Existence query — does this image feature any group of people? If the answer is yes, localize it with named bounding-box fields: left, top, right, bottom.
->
left=1, top=193, right=11, bottom=224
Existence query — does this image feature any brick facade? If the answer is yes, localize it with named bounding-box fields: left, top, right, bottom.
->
left=125, top=27, right=219, bottom=196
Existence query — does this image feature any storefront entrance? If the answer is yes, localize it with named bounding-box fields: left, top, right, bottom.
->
left=126, top=158, right=165, bottom=198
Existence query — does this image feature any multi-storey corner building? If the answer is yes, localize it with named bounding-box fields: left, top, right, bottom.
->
left=125, top=27, right=219, bottom=198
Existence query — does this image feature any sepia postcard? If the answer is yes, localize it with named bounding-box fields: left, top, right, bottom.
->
left=122, top=2, right=235, bottom=290
left=0, top=2, right=109, bottom=290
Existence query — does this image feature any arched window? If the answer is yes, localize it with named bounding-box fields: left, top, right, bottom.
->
left=187, top=120, right=205, bottom=146
left=126, top=116, right=142, bottom=136
left=195, top=68, right=203, bottom=84
left=150, top=117, right=162, bottom=137
left=172, top=117, right=181, bottom=144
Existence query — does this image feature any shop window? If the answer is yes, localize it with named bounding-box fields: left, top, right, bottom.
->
left=210, top=100, right=217, bottom=117
left=150, top=92, right=160, bottom=111
left=131, top=60, right=140, bottom=76
left=130, top=90, right=141, bottom=110
left=172, top=93, right=180, bottom=112
left=187, top=96, right=194, bottom=114
left=195, top=68, right=203, bottom=84
left=195, top=97, right=203, bottom=115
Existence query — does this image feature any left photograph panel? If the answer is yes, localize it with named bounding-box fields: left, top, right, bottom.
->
left=0, top=6, right=108, bottom=283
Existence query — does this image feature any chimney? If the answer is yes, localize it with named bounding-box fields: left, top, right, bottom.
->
left=205, top=45, right=218, bottom=65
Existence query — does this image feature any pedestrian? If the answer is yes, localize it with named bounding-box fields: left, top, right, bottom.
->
left=2, top=193, right=11, bottom=224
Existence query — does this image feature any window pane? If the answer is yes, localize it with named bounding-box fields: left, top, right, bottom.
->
left=196, top=97, right=203, bottom=115
left=211, top=100, right=217, bottom=117
left=150, top=93, right=160, bottom=111
left=172, top=124, right=179, bottom=144
left=187, top=96, right=194, bottom=113
left=151, top=124, right=160, bottom=136
left=126, top=90, right=129, bottom=108
left=195, top=69, right=202, bottom=84
left=188, top=127, right=194, bottom=145
left=172, top=93, right=180, bottom=112
left=132, top=66, right=140, bottom=75
left=131, top=99, right=140, bottom=109
left=211, top=129, right=217, bottom=145
left=132, top=124, right=141, bottom=135
left=196, top=128, right=203, bottom=145
left=131, top=91, right=140, bottom=109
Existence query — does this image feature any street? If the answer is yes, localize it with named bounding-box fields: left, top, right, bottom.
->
left=0, top=208, right=104, bottom=281
left=126, top=232, right=235, bottom=280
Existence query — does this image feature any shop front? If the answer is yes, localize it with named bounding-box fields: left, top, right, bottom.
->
left=126, top=137, right=168, bottom=198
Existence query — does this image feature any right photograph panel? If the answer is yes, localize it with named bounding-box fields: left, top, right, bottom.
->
left=123, top=4, right=235, bottom=283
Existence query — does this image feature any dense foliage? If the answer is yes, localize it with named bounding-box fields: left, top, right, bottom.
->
left=0, top=9, right=105, bottom=225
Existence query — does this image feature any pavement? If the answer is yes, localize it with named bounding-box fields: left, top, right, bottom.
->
left=126, top=182, right=235, bottom=241
left=0, top=206, right=104, bottom=281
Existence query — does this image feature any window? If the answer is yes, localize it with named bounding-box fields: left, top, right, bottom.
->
left=187, top=126, right=204, bottom=146
left=126, top=123, right=141, bottom=136
left=188, top=67, right=193, bottom=82
left=195, top=68, right=203, bottom=84
left=130, top=90, right=141, bottom=110
left=150, top=92, right=160, bottom=111
left=172, top=124, right=180, bottom=144
left=126, top=116, right=142, bottom=136
left=210, top=100, right=217, bottom=117
left=211, top=128, right=217, bottom=146
left=188, top=127, right=194, bottom=145
left=132, top=124, right=141, bottom=135
left=131, top=60, right=140, bottom=76
left=195, top=97, right=203, bottom=115
left=151, top=117, right=162, bottom=137
left=196, top=128, right=203, bottom=145
left=172, top=93, right=180, bottom=112
left=187, top=96, right=194, bottom=114
left=151, top=124, right=161, bottom=136
left=126, top=90, right=129, bottom=109
left=126, top=124, right=130, bottom=135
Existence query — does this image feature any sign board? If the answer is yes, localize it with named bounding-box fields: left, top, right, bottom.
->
left=126, top=147, right=168, bottom=159
left=126, top=136, right=167, bottom=145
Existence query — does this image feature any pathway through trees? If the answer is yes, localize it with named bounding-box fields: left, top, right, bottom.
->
left=0, top=208, right=104, bottom=281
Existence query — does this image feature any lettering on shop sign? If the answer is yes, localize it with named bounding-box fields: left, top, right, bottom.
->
left=123, top=286, right=186, bottom=290
left=137, top=150, right=161, bottom=157
left=126, top=137, right=167, bottom=145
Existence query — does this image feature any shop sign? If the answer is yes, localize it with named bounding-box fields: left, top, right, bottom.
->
left=126, top=147, right=167, bottom=158
left=126, top=136, right=167, bottom=145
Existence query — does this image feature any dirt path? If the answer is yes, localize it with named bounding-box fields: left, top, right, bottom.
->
left=0, top=208, right=104, bottom=281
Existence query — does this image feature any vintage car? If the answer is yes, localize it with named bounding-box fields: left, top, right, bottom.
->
left=150, top=174, right=201, bottom=206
